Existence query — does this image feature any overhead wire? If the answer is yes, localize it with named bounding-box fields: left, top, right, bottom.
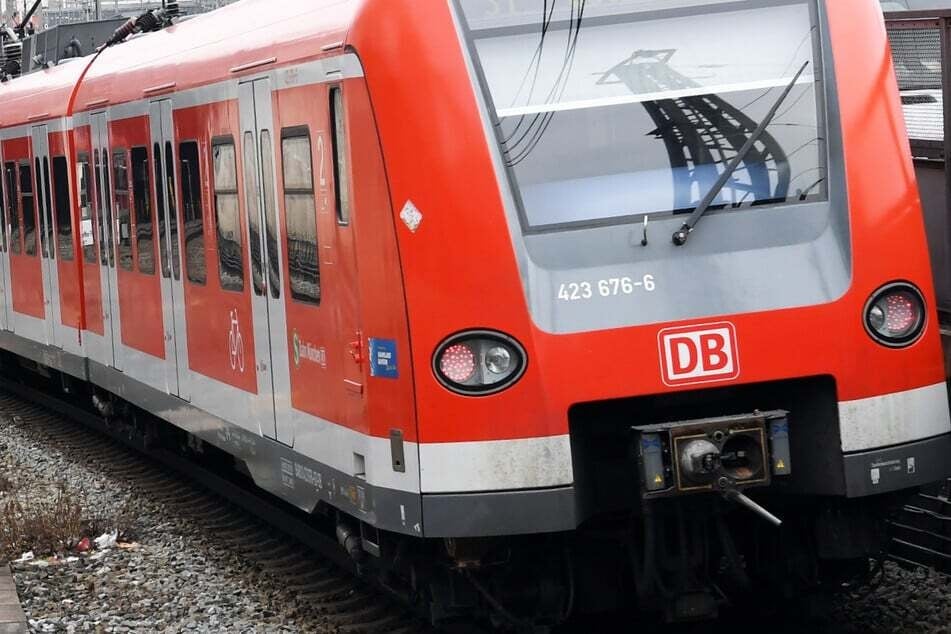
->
left=504, top=0, right=587, bottom=167
left=499, top=0, right=557, bottom=144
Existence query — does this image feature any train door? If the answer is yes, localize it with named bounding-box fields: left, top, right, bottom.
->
left=148, top=100, right=190, bottom=400
left=239, top=77, right=293, bottom=444
left=30, top=125, right=60, bottom=348
left=91, top=113, right=121, bottom=370
left=329, top=86, right=365, bottom=409
left=0, top=142, right=10, bottom=332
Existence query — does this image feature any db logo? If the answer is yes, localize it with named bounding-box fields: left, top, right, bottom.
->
left=658, top=322, right=740, bottom=387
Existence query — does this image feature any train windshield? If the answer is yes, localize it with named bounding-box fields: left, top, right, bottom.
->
left=455, top=0, right=828, bottom=230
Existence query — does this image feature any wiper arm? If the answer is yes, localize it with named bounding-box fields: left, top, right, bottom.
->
left=672, top=61, right=810, bottom=246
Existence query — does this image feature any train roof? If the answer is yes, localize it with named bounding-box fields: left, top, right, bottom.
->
left=0, top=59, right=85, bottom=129
left=0, top=0, right=363, bottom=131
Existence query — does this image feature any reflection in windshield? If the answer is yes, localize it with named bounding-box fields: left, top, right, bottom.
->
left=458, top=0, right=828, bottom=229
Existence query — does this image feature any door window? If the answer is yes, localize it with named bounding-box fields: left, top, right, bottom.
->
left=329, top=87, right=351, bottom=225
left=0, top=165, right=7, bottom=252
left=165, top=141, right=180, bottom=281
left=131, top=147, right=155, bottom=274
left=260, top=130, right=280, bottom=300
left=243, top=131, right=265, bottom=296
left=113, top=150, right=133, bottom=271
left=179, top=141, right=206, bottom=285
left=100, top=152, right=114, bottom=267
left=42, top=158, right=53, bottom=260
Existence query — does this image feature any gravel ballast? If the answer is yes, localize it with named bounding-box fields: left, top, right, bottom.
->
left=0, top=408, right=325, bottom=633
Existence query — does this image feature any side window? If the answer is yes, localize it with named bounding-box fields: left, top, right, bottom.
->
left=281, top=128, right=320, bottom=306
left=113, top=150, right=133, bottom=272
left=213, top=139, right=243, bottom=292
left=329, top=86, right=351, bottom=225
left=179, top=141, right=206, bottom=285
left=19, top=162, right=36, bottom=257
left=53, top=156, right=75, bottom=261
left=5, top=163, right=19, bottom=254
left=131, top=147, right=154, bottom=275
left=77, top=155, right=93, bottom=263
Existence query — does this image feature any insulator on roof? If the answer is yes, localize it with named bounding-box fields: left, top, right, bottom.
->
left=1, top=39, right=23, bottom=80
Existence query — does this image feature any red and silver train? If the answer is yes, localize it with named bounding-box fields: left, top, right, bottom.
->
left=0, top=0, right=946, bottom=625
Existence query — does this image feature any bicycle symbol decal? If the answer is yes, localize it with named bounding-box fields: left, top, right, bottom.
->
left=228, top=309, right=245, bottom=373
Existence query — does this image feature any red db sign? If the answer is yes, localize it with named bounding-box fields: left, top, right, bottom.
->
left=659, top=322, right=740, bottom=387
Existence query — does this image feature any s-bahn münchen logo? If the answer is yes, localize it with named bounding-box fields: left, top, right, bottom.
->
left=659, top=322, right=740, bottom=387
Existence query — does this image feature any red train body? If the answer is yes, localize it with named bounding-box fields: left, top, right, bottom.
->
left=0, top=0, right=946, bottom=624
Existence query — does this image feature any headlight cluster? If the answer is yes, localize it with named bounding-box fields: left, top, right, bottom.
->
left=864, top=282, right=926, bottom=347
left=433, top=331, right=526, bottom=395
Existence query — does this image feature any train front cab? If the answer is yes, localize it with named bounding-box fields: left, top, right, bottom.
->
left=354, top=0, right=951, bottom=621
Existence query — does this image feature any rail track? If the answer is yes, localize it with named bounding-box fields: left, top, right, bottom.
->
left=0, top=382, right=450, bottom=634
left=890, top=481, right=951, bottom=575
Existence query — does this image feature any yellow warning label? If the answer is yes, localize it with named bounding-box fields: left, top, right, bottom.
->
left=654, top=475, right=664, bottom=484
left=776, top=460, right=786, bottom=470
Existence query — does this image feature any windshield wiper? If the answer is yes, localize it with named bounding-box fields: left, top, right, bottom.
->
left=672, top=61, right=810, bottom=246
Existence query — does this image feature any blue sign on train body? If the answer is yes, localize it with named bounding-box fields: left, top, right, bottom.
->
left=369, top=338, right=399, bottom=379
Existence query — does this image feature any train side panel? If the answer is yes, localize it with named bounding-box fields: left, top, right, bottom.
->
left=3, top=137, right=46, bottom=324
left=109, top=116, right=166, bottom=361
left=173, top=100, right=258, bottom=394
left=49, top=128, right=84, bottom=333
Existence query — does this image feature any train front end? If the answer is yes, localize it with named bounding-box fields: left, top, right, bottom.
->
left=358, top=0, right=951, bottom=624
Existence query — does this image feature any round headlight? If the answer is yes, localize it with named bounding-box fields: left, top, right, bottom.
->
left=864, top=282, right=926, bottom=347
left=433, top=331, right=527, bottom=395
left=485, top=346, right=512, bottom=375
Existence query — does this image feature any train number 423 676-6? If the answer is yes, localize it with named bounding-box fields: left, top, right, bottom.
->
left=557, top=276, right=656, bottom=302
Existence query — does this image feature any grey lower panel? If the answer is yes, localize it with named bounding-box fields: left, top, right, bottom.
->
left=87, top=360, right=424, bottom=537
left=422, top=486, right=577, bottom=538
left=0, top=330, right=87, bottom=381
left=843, top=433, right=951, bottom=498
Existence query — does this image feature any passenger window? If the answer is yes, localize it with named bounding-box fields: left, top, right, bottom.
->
left=212, top=139, right=243, bottom=292
left=77, top=156, right=93, bottom=263
left=5, top=163, right=19, bottom=254
left=329, top=86, right=351, bottom=225
left=179, top=142, right=205, bottom=285
left=53, top=157, right=75, bottom=262
left=260, top=130, right=280, bottom=300
left=281, top=129, right=320, bottom=306
left=113, top=150, right=133, bottom=272
left=20, top=162, right=36, bottom=257
left=132, top=147, right=154, bottom=275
